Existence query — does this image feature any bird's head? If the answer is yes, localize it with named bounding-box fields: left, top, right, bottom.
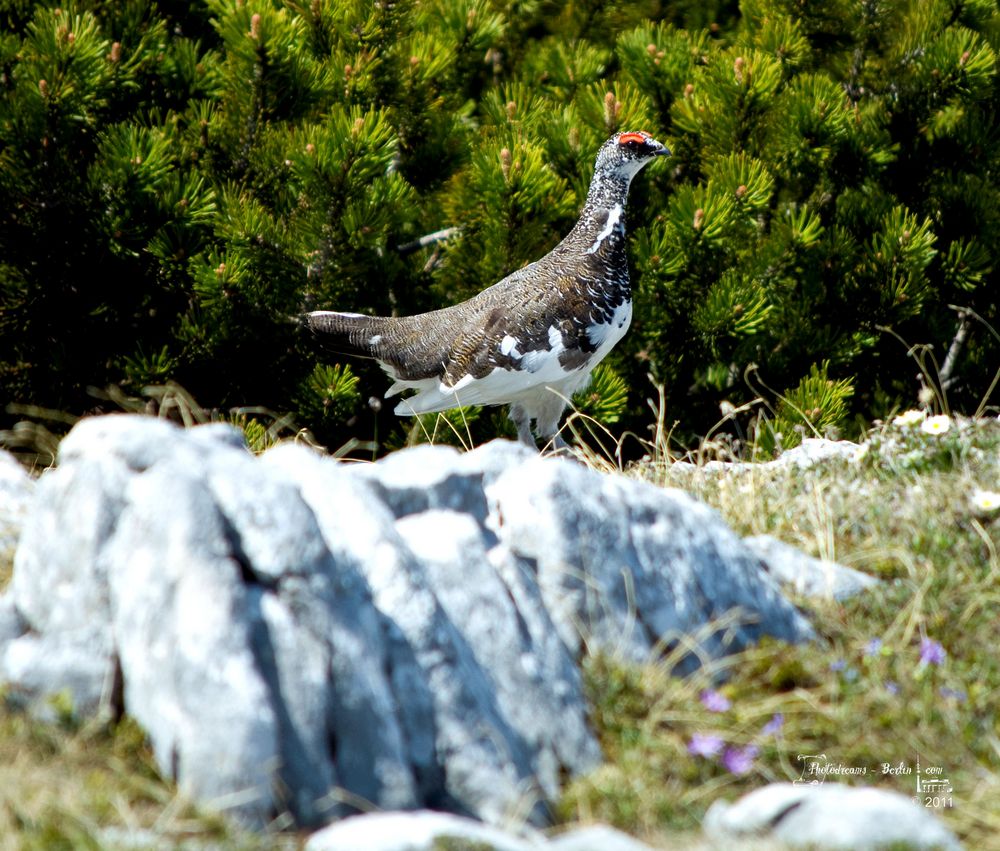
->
left=594, top=130, right=670, bottom=182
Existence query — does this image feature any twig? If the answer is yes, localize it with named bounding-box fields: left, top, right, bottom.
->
left=396, top=226, right=460, bottom=256
left=939, top=310, right=970, bottom=391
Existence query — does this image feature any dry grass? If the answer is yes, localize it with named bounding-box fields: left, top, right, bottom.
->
left=0, top=708, right=298, bottom=850
left=561, top=414, right=1000, bottom=849
left=0, top=552, right=12, bottom=592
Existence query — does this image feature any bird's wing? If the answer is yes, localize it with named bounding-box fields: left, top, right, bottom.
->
left=386, top=265, right=612, bottom=413
left=449, top=263, right=614, bottom=379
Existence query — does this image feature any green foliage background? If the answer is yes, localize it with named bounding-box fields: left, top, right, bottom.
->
left=1, top=0, right=998, bottom=452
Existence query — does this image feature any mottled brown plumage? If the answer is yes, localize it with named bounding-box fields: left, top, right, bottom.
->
left=308, top=131, right=669, bottom=448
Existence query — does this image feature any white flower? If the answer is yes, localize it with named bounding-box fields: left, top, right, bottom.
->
left=920, top=414, right=951, bottom=436
left=971, top=489, right=1000, bottom=513
left=892, top=409, right=925, bottom=427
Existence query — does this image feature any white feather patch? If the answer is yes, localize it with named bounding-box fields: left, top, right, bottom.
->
left=585, top=300, right=632, bottom=353
left=500, top=335, right=523, bottom=358
left=586, top=204, right=623, bottom=254
left=520, top=325, right=565, bottom=374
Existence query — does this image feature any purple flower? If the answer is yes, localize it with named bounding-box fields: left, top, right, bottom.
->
left=919, top=638, right=946, bottom=666
left=721, top=744, right=759, bottom=775
left=939, top=687, right=967, bottom=703
left=761, top=713, right=784, bottom=736
left=700, top=689, right=732, bottom=712
left=864, top=637, right=883, bottom=657
left=885, top=681, right=900, bottom=695
left=829, top=659, right=847, bottom=672
left=687, top=733, right=725, bottom=758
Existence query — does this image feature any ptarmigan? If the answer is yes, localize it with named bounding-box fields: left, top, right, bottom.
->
left=307, top=130, right=669, bottom=449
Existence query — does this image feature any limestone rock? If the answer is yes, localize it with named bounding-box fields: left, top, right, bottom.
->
left=704, top=782, right=962, bottom=850
left=305, top=810, right=539, bottom=851
left=265, top=443, right=598, bottom=825
left=745, top=535, right=879, bottom=600
left=767, top=438, right=863, bottom=469
left=0, top=449, right=33, bottom=558
left=6, top=452, right=129, bottom=715
left=1, top=414, right=822, bottom=832
left=0, top=631, right=116, bottom=720
left=485, top=455, right=814, bottom=668
left=0, top=595, right=22, bottom=644
left=548, top=824, right=658, bottom=851
left=670, top=437, right=862, bottom=476
left=304, top=811, right=660, bottom=851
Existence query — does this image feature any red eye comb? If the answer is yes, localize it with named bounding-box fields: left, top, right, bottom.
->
left=618, top=131, right=651, bottom=145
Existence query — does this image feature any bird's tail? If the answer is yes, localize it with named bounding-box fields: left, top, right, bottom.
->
left=304, top=310, right=393, bottom=359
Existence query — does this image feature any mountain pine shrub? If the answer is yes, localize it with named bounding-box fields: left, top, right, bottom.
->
left=1, top=0, right=996, bottom=454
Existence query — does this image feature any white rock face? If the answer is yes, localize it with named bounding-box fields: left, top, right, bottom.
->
left=304, top=810, right=540, bottom=851
left=0, top=450, right=33, bottom=558
left=483, top=455, right=814, bottom=670
left=0, top=415, right=819, bottom=830
left=303, top=810, right=659, bottom=851
left=671, top=438, right=863, bottom=475
left=704, top=782, right=962, bottom=850
left=744, top=534, right=879, bottom=600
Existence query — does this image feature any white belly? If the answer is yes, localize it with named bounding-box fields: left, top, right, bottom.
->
left=391, top=300, right=633, bottom=415
left=585, top=300, right=632, bottom=365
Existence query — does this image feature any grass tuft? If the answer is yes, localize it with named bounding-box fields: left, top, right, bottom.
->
left=0, top=704, right=299, bottom=850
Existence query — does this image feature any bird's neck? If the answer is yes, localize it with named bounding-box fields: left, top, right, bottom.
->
left=585, top=171, right=632, bottom=212
left=568, top=172, right=633, bottom=259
